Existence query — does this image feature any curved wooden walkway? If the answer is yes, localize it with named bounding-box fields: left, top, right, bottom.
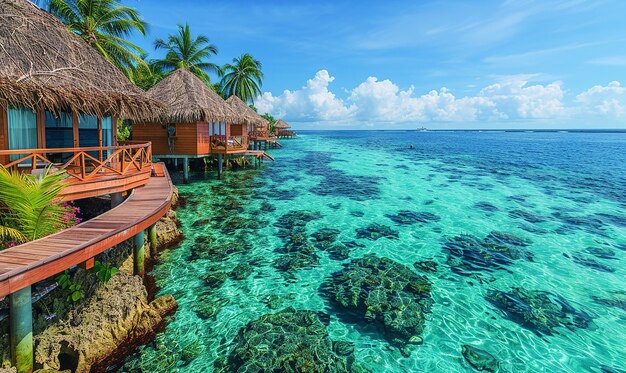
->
left=0, top=163, right=173, bottom=298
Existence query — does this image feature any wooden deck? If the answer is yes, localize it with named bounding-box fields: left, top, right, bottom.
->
left=0, top=163, right=173, bottom=298
left=244, top=150, right=274, bottom=161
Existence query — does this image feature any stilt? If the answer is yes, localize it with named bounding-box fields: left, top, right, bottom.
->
left=10, top=286, right=32, bottom=373
left=148, top=223, right=157, bottom=256
left=183, top=157, right=189, bottom=184
left=133, top=230, right=145, bottom=277
left=218, top=154, right=223, bottom=178
left=111, top=192, right=123, bottom=208
left=173, top=158, right=178, bottom=169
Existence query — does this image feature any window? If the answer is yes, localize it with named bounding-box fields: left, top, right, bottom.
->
left=7, top=107, right=37, bottom=161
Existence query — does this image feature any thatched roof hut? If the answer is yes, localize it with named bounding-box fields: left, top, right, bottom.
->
left=274, top=119, right=291, bottom=129
left=147, top=68, right=240, bottom=124
left=225, top=95, right=268, bottom=128
left=0, top=0, right=161, bottom=120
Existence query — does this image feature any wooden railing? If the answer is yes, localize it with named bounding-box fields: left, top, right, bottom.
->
left=277, top=130, right=296, bottom=137
left=249, top=130, right=269, bottom=140
left=209, top=136, right=248, bottom=152
left=0, top=142, right=152, bottom=184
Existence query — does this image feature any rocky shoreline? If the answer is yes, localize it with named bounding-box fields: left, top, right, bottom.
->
left=0, top=188, right=183, bottom=373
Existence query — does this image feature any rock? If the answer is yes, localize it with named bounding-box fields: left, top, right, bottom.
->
left=592, top=291, right=626, bottom=312
left=34, top=272, right=177, bottom=372
left=385, top=210, right=441, bottom=225
left=215, top=308, right=362, bottom=372
left=229, top=263, right=253, bottom=280
left=486, top=287, right=592, bottom=336
left=462, top=345, right=499, bottom=372
left=355, top=224, right=399, bottom=240
left=324, top=255, right=432, bottom=354
left=413, top=260, right=438, bottom=273
left=155, top=207, right=183, bottom=250
left=204, top=271, right=229, bottom=288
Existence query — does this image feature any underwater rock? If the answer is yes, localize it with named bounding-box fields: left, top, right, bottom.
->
left=508, top=209, right=547, bottom=224
left=583, top=246, right=616, bottom=260
left=328, top=203, right=342, bottom=210
left=155, top=207, right=184, bottom=250
left=324, top=243, right=351, bottom=261
left=486, top=287, right=592, bottom=336
left=191, top=219, right=210, bottom=228
left=204, top=271, right=229, bottom=288
left=34, top=273, right=177, bottom=372
left=592, top=291, right=626, bottom=312
left=413, top=260, right=439, bottom=273
left=473, top=202, right=499, bottom=212
left=355, top=224, right=399, bottom=240
left=180, top=339, right=202, bottom=366
left=259, top=201, right=276, bottom=212
left=221, top=215, right=266, bottom=234
left=443, top=232, right=533, bottom=275
left=461, top=345, right=499, bottom=372
left=189, top=235, right=251, bottom=261
left=195, top=300, right=222, bottom=320
left=567, top=252, right=615, bottom=273
left=215, top=308, right=363, bottom=372
left=273, top=251, right=320, bottom=274
left=385, top=210, right=441, bottom=225
left=229, top=263, right=254, bottom=280
left=324, top=255, right=432, bottom=355
left=350, top=211, right=365, bottom=217
left=274, top=210, right=323, bottom=229
left=311, top=228, right=341, bottom=244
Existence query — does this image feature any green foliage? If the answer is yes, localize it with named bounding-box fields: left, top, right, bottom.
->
left=48, top=0, right=148, bottom=79
left=262, top=113, right=277, bottom=132
left=117, top=119, right=132, bottom=141
left=220, top=53, right=263, bottom=104
left=154, top=23, right=220, bottom=85
left=128, top=53, right=166, bottom=90
left=56, top=270, right=83, bottom=303
left=0, top=166, right=70, bottom=243
left=92, top=260, right=119, bottom=283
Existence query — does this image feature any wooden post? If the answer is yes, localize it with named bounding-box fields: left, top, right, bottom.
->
left=10, top=286, right=32, bottom=373
left=36, top=109, right=45, bottom=149
left=183, top=157, right=189, bottom=184
left=217, top=153, right=223, bottom=179
left=111, top=192, right=123, bottom=208
left=97, top=117, right=103, bottom=161
left=0, top=102, right=8, bottom=164
left=72, top=111, right=79, bottom=148
left=133, top=230, right=145, bottom=277
left=148, top=223, right=157, bottom=256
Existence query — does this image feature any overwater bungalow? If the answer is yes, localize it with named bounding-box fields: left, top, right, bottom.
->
left=133, top=68, right=272, bottom=180
left=275, top=119, right=296, bottom=138
left=0, top=1, right=173, bottom=371
left=225, top=95, right=270, bottom=150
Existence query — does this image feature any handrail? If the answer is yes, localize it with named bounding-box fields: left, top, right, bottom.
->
left=209, top=135, right=248, bottom=150
left=0, top=143, right=152, bottom=184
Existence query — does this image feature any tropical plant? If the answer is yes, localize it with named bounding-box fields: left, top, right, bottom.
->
left=93, top=260, right=119, bottom=283
left=154, top=23, right=220, bottom=85
left=0, top=166, right=70, bottom=243
left=117, top=119, right=132, bottom=141
left=220, top=53, right=264, bottom=104
left=57, top=270, right=83, bottom=303
left=47, top=0, right=148, bottom=78
left=262, top=113, right=277, bottom=132
left=128, top=53, right=166, bottom=90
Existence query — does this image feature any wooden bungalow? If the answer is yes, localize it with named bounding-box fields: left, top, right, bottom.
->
left=225, top=95, right=270, bottom=150
left=275, top=119, right=296, bottom=138
left=133, top=69, right=271, bottom=180
left=0, top=1, right=171, bottom=371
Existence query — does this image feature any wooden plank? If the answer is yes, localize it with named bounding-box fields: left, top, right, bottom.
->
left=0, top=165, right=172, bottom=296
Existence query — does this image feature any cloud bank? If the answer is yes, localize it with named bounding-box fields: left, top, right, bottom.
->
left=255, top=70, right=626, bottom=127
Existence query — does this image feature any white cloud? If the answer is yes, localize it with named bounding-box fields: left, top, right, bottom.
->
left=576, top=81, right=626, bottom=116
left=254, top=70, right=356, bottom=122
left=256, top=70, right=626, bottom=126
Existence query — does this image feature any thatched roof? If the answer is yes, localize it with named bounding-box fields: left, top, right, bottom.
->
left=146, top=68, right=240, bottom=124
left=0, top=0, right=161, bottom=120
left=274, top=119, right=291, bottom=129
left=225, top=95, right=268, bottom=128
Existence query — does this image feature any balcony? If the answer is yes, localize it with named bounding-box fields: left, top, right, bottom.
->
left=0, top=142, right=153, bottom=201
left=209, top=135, right=248, bottom=154
left=249, top=130, right=269, bottom=141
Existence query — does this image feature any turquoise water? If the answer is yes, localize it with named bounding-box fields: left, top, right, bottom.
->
left=122, top=131, right=626, bottom=372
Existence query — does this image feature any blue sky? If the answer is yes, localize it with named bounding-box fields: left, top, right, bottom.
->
left=128, top=0, right=626, bottom=129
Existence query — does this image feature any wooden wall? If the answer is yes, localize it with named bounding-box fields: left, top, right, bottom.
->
left=134, top=122, right=210, bottom=156
left=0, top=103, right=8, bottom=164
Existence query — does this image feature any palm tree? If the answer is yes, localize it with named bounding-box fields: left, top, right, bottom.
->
left=0, top=167, right=69, bottom=243
left=154, top=23, right=220, bottom=85
left=128, top=53, right=166, bottom=91
left=220, top=53, right=263, bottom=104
left=48, top=0, right=147, bottom=78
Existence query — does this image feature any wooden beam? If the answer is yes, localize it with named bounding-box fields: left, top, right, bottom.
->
left=111, top=116, right=118, bottom=145
left=97, top=117, right=103, bottom=161
left=0, top=102, right=8, bottom=164
left=36, top=108, right=45, bottom=149
left=72, top=111, right=79, bottom=148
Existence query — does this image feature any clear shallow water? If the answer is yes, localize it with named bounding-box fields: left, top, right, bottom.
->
left=122, top=131, right=626, bottom=372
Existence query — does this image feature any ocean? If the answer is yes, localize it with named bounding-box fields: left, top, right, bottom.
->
left=121, top=130, right=626, bottom=372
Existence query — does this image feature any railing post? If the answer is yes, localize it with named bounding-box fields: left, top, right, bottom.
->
left=148, top=223, right=158, bottom=256
left=10, top=286, right=32, bottom=373
left=133, top=230, right=145, bottom=277
left=183, top=157, right=189, bottom=184
left=217, top=154, right=223, bottom=179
